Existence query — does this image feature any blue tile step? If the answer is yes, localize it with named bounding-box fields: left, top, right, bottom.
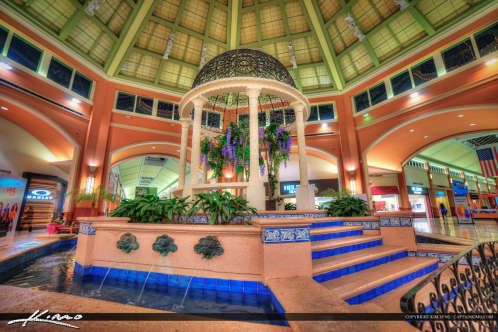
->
left=309, top=218, right=345, bottom=228
left=310, top=226, right=363, bottom=242
left=311, top=235, right=383, bottom=259
left=322, top=257, right=440, bottom=305
left=312, top=246, right=408, bottom=282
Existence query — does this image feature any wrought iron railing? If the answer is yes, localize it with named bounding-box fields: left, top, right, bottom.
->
left=400, top=241, right=497, bottom=331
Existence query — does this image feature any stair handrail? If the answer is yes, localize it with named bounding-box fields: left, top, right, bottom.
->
left=400, top=240, right=497, bottom=331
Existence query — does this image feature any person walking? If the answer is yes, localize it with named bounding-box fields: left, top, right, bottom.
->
left=439, top=203, right=448, bottom=222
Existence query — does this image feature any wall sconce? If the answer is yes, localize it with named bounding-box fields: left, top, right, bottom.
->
left=85, top=165, right=97, bottom=194
left=348, top=170, right=357, bottom=195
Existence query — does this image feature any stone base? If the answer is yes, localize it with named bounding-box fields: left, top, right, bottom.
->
left=247, top=182, right=266, bottom=211
left=296, top=185, right=315, bottom=210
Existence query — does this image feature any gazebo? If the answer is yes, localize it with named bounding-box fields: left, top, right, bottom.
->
left=175, top=49, right=315, bottom=211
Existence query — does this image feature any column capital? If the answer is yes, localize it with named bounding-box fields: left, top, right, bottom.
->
left=246, top=87, right=262, bottom=99
left=290, top=101, right=305, bottom=113
left=192, top=96, right=207, bottom=110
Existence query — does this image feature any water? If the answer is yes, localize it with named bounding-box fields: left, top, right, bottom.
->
left=2, top=249, right=284, bottom=325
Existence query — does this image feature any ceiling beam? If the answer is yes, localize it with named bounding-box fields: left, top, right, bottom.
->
left=348, top=7, right=380, bottom=67
left=105, top=0, right=155, bottom=76
left=59, top=6, right=86, bottom=41
left=228, top=0, right=240, bottom=49
left=67, top=0, right=118, bottom=39
left=300, top=0, right=345, bottom=90
left=407, top=6, right=436, bottom=36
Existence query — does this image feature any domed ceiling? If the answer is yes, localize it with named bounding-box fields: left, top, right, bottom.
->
left=2, top=0, right=494, bottom=94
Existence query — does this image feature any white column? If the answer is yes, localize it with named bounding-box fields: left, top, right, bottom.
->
left=293, top=102, right=315, bottom=210
left=185, top=97, right=205, bottom=197
left=178, top=117, right=191, bottom=190
left=246, top=87, right=265, bottom=210
left=63, top=146, right=80, bottom=214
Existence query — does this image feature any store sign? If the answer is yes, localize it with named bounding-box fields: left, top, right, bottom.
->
left=469, top=193, right=479, bottom=199
left=27, top=189, right=53, bottom=200
left=453, top=195, right=473, bottom=224
left=452, top=180, right=468, bottom=197
left=281, top=182, right=299, bottom=195
left=435, top=191, right=446, bottom=198
left=407, top=186, right=428, bottom=195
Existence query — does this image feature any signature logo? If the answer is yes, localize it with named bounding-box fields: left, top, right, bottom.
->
left=7, top=310, right=82, bottom=329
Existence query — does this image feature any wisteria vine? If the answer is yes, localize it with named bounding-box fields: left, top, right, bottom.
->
left=200, top=122, right=292, bottom=200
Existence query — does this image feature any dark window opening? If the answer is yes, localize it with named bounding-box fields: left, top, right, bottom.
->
left=353, top=91, right=370, bottom=112
left=258, top=112, right=266, bottom=127
left=115, top=92, right=136, bottom=112
left=47, top=58, right=72, bottom=88
left=475, top=22, right=498, bottom=57
left=7, top=35, right=42, bottom=72
left=391, top=70, right=412, bottom=95
left=135, top=96, right=153, bottom=115
left=369, top=83, right=387, bottom=105
left=207, top=112, right=221, bottom=128
left=411, top=58, right=437, bottom=86
left=284, top=108, right=295, bottom=124
left=318, top=104, right=334, bottom=120
left=157, top=101, right=175, bottom=119
left=0, top=26, right=8, bottom=53
left=442, top=39, right=476, bottom=72
left=72, top=72, right=93, bottom=99
left=308, top=105, right=318, bottom=121
left=269, top=110, right=284, bottom=125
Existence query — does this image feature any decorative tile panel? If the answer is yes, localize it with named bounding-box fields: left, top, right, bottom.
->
left=379, top=217, right=413, bottom=227
left=343, top=221, right=380, bottom=230
left=79, top=222, right=96, bottom=235
left=262, top=226, right=310, bottom=243
left=407, top=251, right=481, bottom=265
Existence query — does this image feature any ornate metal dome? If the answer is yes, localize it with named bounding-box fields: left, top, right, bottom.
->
left=192, top=49, right=296, bottom=89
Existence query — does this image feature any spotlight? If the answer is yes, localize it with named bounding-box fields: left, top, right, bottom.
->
left=321, top=122, right=328, bottom=129
left=485, top=58, right=497, bottom=66
left=409, top=129, right=415, bottom=133
left=469, top=123, right=476, bottom=126
left=424, top=135, right=429, bottom=139
left=457, top=114, right=464, bottom=118
left=71, top=98, right=80, bottom=105
left=0, top=62, right=13, bottom=71
left=0, top=106, right=8, bottom=111
left=410, top=92, right=419, bottom=99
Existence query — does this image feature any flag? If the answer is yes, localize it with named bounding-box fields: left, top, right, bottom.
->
left=476, top=146, right=498, bottom=177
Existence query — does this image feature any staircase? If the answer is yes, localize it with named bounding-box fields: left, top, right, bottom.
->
left=310, top=218, right=439, bottom=305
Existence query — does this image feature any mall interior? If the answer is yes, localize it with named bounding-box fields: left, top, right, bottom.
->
left=0, top=0, right=497, bottom=331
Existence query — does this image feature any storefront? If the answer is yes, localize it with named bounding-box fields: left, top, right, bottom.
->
left=280, top=178, right=339, bottom=208
left=18, top=173, right=67, bottom=231
left=370, top=186, right=400, bottom=212
left=434, top=190, right=452, bottom=218
left=407, top=186, right=430, bottom=218
left=431, top=171, right=452, bottom=218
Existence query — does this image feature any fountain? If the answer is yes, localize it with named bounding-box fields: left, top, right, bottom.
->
left=127, top=266, right=153, bottom=305
left=171, top=276, right=194, bottom=311
left=90, top=267, right=111, bottom=297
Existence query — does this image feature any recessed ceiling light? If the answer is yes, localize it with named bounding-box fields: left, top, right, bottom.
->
left=457, top=114, right=464, bottom=118
left=410, top=92, right=419, bottom=98
left=485, top=58, right=497, bottom=66
left=424, top=135, right=429, bottom=139
left=0, top=62, right=13, bottom=71
left=409, top=129, right=415, bottom=133
left=469, top=123, right=476, bottom=126
left=0, top=106, right=8, bottom=111
left=152, top=146, right=156, bottom=150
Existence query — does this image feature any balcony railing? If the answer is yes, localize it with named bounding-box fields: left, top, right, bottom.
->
left=400, top=240, right=497, bottom=331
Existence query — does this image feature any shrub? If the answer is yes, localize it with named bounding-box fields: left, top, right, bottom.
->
left=190, top=191, right=257, bottom=225
left=326, top=195, right=369, bottom=217
left=284, top=202, right=296, bottom=210
left=111, top=195, right=190, bottom=223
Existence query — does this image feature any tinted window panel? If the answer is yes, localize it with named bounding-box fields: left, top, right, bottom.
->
left=353, top=91, right=369, bottom=113
left=173, top=108, right=180, bottom=120
left=157, top=101, right=175, bottom=119
left=72, top=72, right=93, bottom=98
left=284, top=108, right=295, bottom=124
left=7, top=35, right=42, bottom=71
left=318, top=104, right=334, bottom=120
left=411, top=58, right=437, bottom=86
left=258, top=112, right=266, bottom=127
left=47, top=58, right=72, bottom=88
left=475, top=22, right=498, bottom=56
left=442, top=39, right=476, bottom=72
left=391, top=70, right=412, bottom=95
left=0, top=26, right=8, bottom=53
left=269, top=110, right=284, bottom=125
left=308, top=105, right=318, bottom=121
left=135, top=97, right=153, bottom=115
left=238, top=114, right=249, bottom=124
left=369, top=83, right=387, bottom=105
left=115, top=92, right=135, bottom=112
left=207, top=112, right=221, bottom=128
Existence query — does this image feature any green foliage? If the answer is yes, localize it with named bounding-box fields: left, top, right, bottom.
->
left=284, top=202, right=296, bottom=210
left=190, top=191, right=257, bottom=225
left=69, top=186, right=115, bottom=204
left=111, top=195, right=190, bottom=223
left=152, top=235, right=177, bottom=256
left=326, top=195, right=369, bottom=217
left=116, top=233, right=139, bottom=253
left=261, top=123, right=291, bottom=199
left=194, top=236, right=224, bottom=259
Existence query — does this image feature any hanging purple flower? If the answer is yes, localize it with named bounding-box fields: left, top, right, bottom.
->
left=260, top=164, right=265, bottom=175
left=200, top=153, right=205, bottom=163
left=227, top=127, right=232, bottom=144
left=259, top=127, right=264, bottom=139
